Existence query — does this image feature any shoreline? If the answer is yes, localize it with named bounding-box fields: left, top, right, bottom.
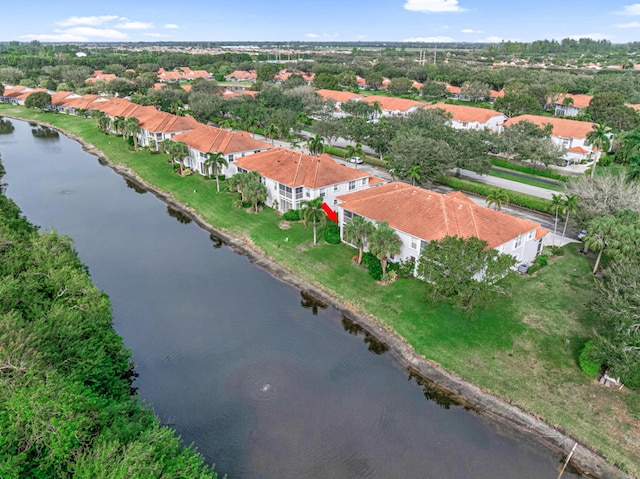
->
left=5, top=113, right=633, bottom=479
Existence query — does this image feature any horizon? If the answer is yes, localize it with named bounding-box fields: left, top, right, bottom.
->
left=4, top=0, right=640, bottom=45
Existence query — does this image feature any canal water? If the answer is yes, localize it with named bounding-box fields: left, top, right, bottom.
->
left=0, top=118, right=581, bottom=479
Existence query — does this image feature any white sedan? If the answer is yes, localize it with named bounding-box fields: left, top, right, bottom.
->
left=349, top=156, right=363, bottom=164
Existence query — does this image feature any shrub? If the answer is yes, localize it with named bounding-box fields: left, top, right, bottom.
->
left=598, top=155, right=613, bottom=167
left=323, top=223, right=341, bottom=244
left=387, top=258, right=415, bottom=279
left=534, top=254, right=549, bottom=267
left=180, top=168, right=192, bottom=177
left=579, top=341, right=602, bottom=377
left=547, top=245, right=564, bottom=256
left=283, top=209, right=300, bottom=221
left=527, top=263, right=541, bottom=275
left=362, top=252, right=383, bottom=280
left=491, top=158, right=569, bottom=182
left=437, top=176, right=553, bottom=213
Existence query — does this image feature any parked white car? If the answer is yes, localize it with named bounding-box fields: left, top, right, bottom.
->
left=350, top=156, right=363, bottom=164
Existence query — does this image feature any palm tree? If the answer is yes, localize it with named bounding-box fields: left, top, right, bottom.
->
left=97, top=115, right=111, bottom=134
left=343, top=215, right=375, bottom=265
left=300, top=197, right=327, bottom=246
left=368, top=222, right=402, bottom=278
left=586, top=121, right=611, bottom=177
left=485, top=188, right=510, bottom=211
left=549, top=193, right=565, bottom=244
left=407, top=165, right=421, bottom=186
left=264, top=123, right=280, bottom=145
left=123, top=117, right=141, bottom=149
left=288, top=133, right=301, bottom=150
left=111, top=116, right=125, bottom=135
left=345, top=144, right=356, bottom=161
left=583, top=215, right=620, bottom=275
left=561, top=194, right=579, bottom=239
left=204, top=152, right=228, bottom=193
left=306, top=134, right=324, bottom=156
left=243, top=173, right=267, bottom=213
left=162, top=141, right=189, bottom=175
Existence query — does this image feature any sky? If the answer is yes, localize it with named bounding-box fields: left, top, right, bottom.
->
left=4, top=0, right=640, bottom=44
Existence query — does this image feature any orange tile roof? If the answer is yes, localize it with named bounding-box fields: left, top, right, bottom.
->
left=359, top=95, right=424, bottom=112
left=555, top=94, right=592, bottom=109
left=225, top=70, right=257, bottom=80
left=14, top=88, right=48, bottom=101
left=568, top=146, right=588, bottom=154
left=316, top=89, right=363, bottom=103
left=136, top=109, right=200, bottom=134
left=337, top=182, right=541, bottom=248
left=490, top=89, right=505, bottom=99
left=172, top=124, right=271, bottom=154
left=58, top=94, right=102, bottom=109
left=627, top=103, right=640, bottom=110
left=424, top=103, right=505, bottom=123
left=234, top=147, right=376, bottom=188
left=446, top=84, right=461, bottom=94
left=504, top=114, right=596, bottom=139
left=1, top=85, right=27, bottom=98
left=49, top=91, right=75, bottom=105
left=535, top=228, right=550, bottom=239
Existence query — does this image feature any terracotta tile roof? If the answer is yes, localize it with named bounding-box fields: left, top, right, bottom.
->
left=504, top=114, right=596, bottom=139
left=1, top=85, right=26, bottom=98
left=180, top=84, right=192, bottom=92
left=424, top=103, right=505, bottom=123
left=490, top=89, right=505, bottom=99
left=172, top=124, right=271, bottom=154
left=85, top=71, right=117, bottom=84
left=446, top=84, right=461, bottom=95
left=316, top=89, right=363, bottom=103
left=359, top=95, right=424, bottom=112
left=136, top=109, right=200, bottom=134
left=91, top=98, right=149, bottom=118
left=58, top=94, right=102, bottom=109
left=49, top=91, right=75, bottom=105
left=554, top=94, right=592, bottom=109
left=337, top=182, right=541, bottom=248
left=627, top=103, right=640, bottom=110
left=14, top=88, right=48, bottom=101
left=225, top=70, right=257, bottom=81
left=535, top=228, right=550, bottom=239
left=568, top=146, right=588, bottom=154
left=234, top=147, right=376, bottom=188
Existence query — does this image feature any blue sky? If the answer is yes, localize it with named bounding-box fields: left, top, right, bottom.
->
left=4, top=0, right=640, bottom=44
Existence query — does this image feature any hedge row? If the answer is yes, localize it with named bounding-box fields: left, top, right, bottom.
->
left=491, top=158, right=569, bottom=182
left=438, top=175, right=553, bottom=213
left=322, top=145, right=389, bottom=168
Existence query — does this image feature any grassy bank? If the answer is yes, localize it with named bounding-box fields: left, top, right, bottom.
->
left=2, top=104, right=639, bottom=476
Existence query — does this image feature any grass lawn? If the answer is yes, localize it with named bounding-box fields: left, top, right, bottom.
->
left=2, top=104, right=639, bottom=476
left=489, top=166, right=566, bottom=192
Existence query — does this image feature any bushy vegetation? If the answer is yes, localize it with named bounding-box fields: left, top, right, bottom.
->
left=283, top=209, right=300, bottom=221
left=0, top=175, right=216, bottom=478
left=491, top=157, right=569, bottom=182
left=323, top=222, right=341, bottom=243
left=579, top=341, right=601, bottom=377
left=362, top=252, right=383, bottom=280
left=438, top=175, right=553, bottom=212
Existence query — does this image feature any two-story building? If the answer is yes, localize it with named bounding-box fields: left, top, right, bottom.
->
left=337, top=182, right=547, bottom=270
left=233, top=147, right=383, bottom=213
left=423, top=103, right=506, bottom=132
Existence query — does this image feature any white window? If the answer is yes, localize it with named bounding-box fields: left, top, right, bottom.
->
left=527, top=231, right=534, bottom=240
left=514, top=236, right=522, bottom=250
left=362, top=178, right=368, bottom=186
left=333, top=199, right=338, bottom=205
left=320, top=188, right=326, bottom=197
left=334, top=185, right=339, bottom=191
left=348, top=181, right=356, bottom=191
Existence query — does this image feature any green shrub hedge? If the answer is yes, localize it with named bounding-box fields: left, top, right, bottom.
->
left=491, top=158, right=569, bottom=182
left=283, top=209, right=300, bottom=221
left=323, top=223, right=341, bottom=244
left=437, top=176, right=553, bottom=213
left=579, top=341, right=602, bottom=377
left=362, top=252, right=383, bottom=280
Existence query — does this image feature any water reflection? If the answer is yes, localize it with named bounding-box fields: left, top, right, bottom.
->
left=166, top=205, right=192, bottom=224
left=124, top=178, right=147, bottom=194
left=31, top=126, right=60, bottom=140
left=341, top=316, right=389, bottom=355
left=407, top=367, right=470, bottom=410
left=209, top=233, right=223, bottom=249
left=0, top=118, right=15, bottom=135
left=300, top=290, right=328, bottom=316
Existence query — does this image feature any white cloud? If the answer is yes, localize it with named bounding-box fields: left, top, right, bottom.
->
left=614, top=21, right=640, bottom=28
left=461, top=28, right=483, bottom=33
left=620, top=3, right=640, bottom=14
left=567, top=33, right=611, bottom=40
left=477, top=36, right=505, bottom=43
left=56, top=15, right=120, bottom=27
left=404, top=0, right=465, bottom=13
left=305, top=33, right=319, bottom=38
left=145, top=33, right=167, bottom=37
left=117, top=21, right=154, bottom=30
left=164, top=24, right=180, bottom=29
left=404, top=36, right=454, bottom=42
left=21, top=32, right=89, bottom=42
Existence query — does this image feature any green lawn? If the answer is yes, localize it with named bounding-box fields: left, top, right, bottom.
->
left=2, top=104, right=639, bottom=476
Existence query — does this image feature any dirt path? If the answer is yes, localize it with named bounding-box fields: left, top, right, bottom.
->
left=6, top=114, right=634, bottom=479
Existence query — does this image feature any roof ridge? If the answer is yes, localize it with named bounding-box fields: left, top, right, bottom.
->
left=467, top=201, right=481, bottom=239
left=312, top=155, right=321, bottom=188
left=291, top=151, right=304, bottom=186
